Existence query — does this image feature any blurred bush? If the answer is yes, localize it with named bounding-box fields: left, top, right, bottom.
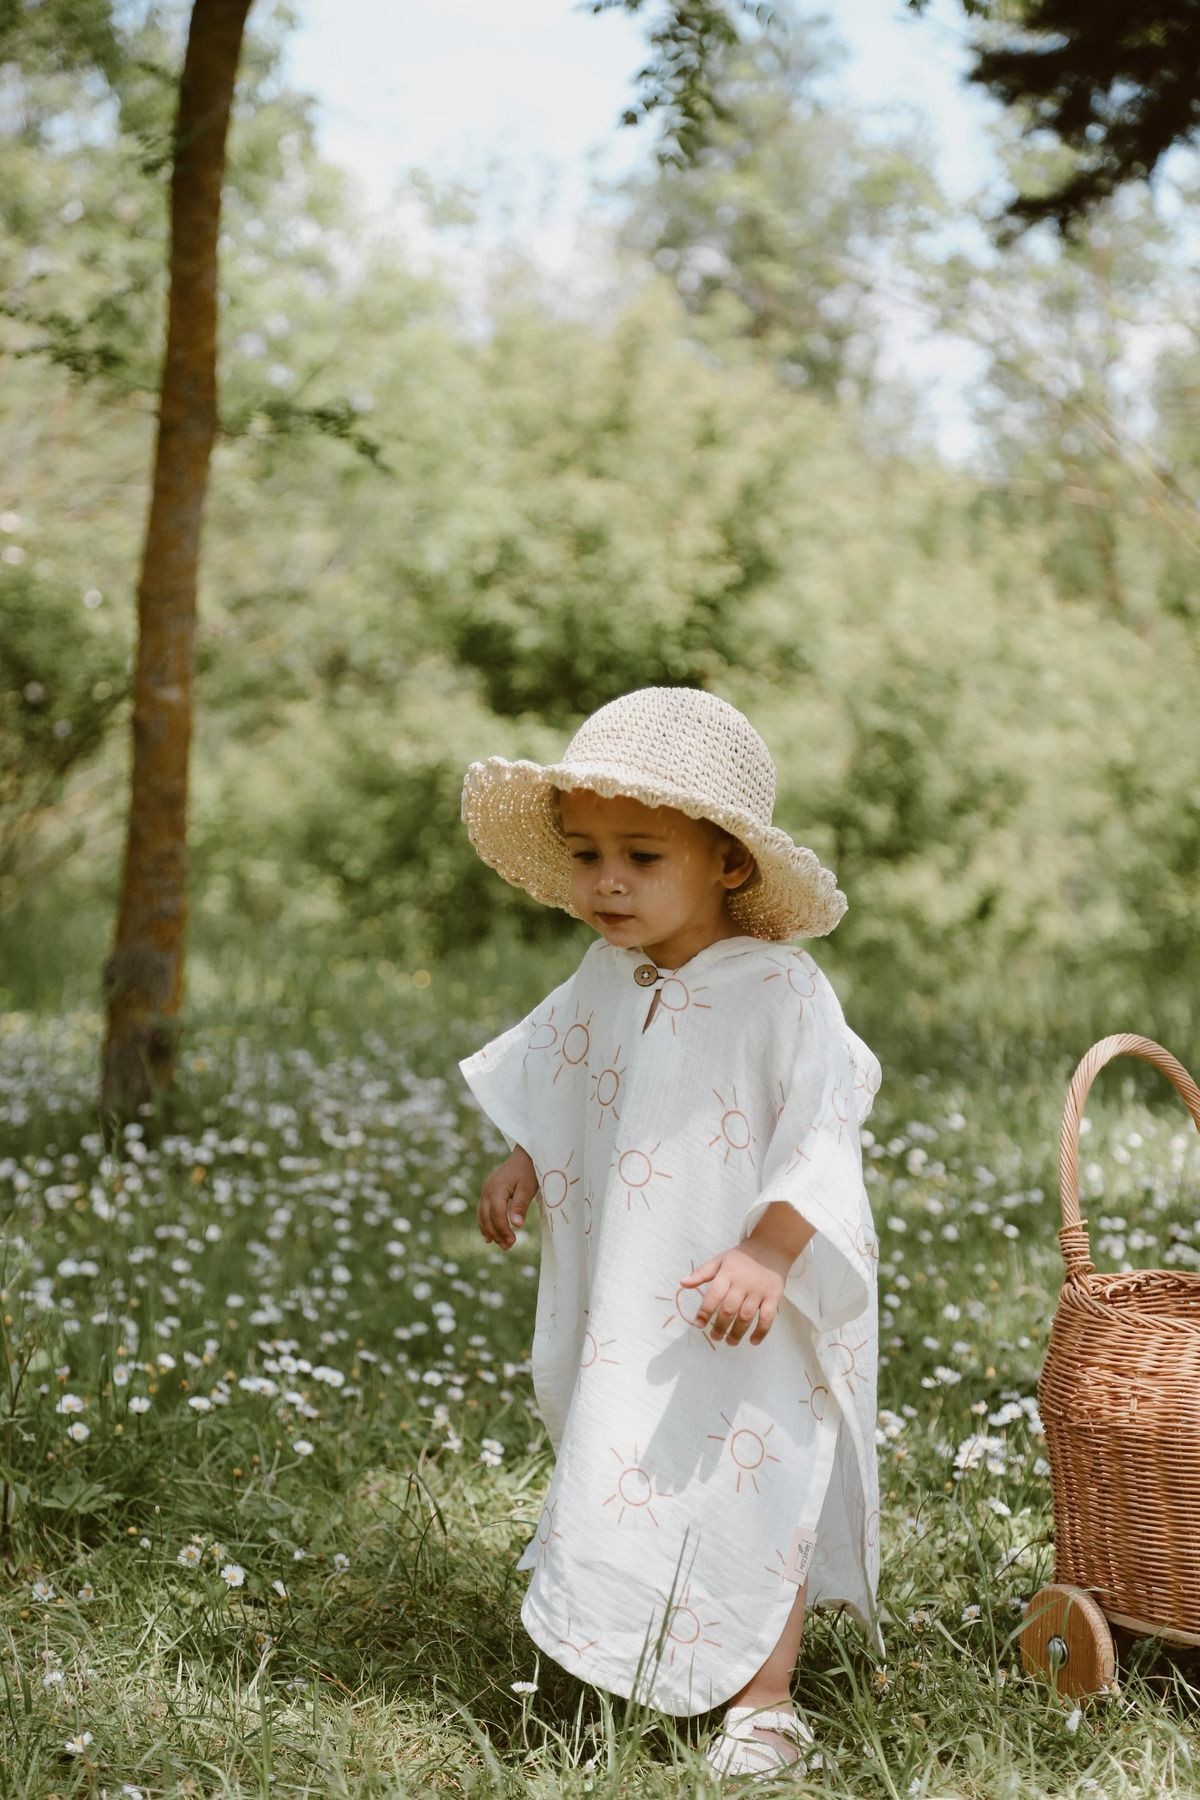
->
left=1, top=0, right=1198, bottom=1063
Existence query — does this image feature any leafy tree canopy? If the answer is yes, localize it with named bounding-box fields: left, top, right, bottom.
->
left=909, top=0, right=1200, bottom=231
left=594, top=0, right=779, bottom=164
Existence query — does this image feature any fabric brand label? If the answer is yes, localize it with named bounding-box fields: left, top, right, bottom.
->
left=783, top=1526, right=818, bottom=1586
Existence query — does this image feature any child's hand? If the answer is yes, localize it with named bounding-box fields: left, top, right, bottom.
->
left=678, top=1240, right=792, bottom=1346
left=477, top=1145, right=539, bottom=1251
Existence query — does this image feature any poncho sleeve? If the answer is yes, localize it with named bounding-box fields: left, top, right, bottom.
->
left=459, top=1016, right=533, bottom=1155
left=458, top=964, right=582, bottom=1156
left=740, top=982, right=881, bottom=1337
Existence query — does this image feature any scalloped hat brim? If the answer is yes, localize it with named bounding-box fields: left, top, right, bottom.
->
left=461, top=756, right=847, bottom=941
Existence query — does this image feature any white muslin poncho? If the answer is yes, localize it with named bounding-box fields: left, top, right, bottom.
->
left=460, top=934, right=884, bottom=1716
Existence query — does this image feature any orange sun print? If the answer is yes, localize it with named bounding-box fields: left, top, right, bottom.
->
left=655, top=1266, right=718, bottom=1353
left=663, top=1582, right=722, bottom=1665
left=602, top=1444, right=672, bottom=1525
left=786, top=1121, right=819, bottom=1174
left=709, top=1086, right=755, bottom=1167
left=534, top=1499, right=562, bottom=1566
left=611, top=1140, right=673, bottom=1211
left=553, top=1007, right=592, bottom=1083
left=853, top=1053, right=882, bottom=1104
left=826, top=1329, right=871, bottom=1396
left=647, top=976, right=711, bottom=1038
left=763, top=951, right=818, bottom=1020
left=591, top=1046, right=624, bottom=1127
left=579, top=1309, right=620, bottom=1372
left=803, top=1369, right=830, bottom=1422
left=854, top=1221, right=879, bottom=1264
left=557, top=1612, right=600, bottom=1660
left=537, top=1151, right=580, bottom=1234
left=524, top=1005, right=559, bottom=1066
left=706, top=1412, right=783, bottom=1496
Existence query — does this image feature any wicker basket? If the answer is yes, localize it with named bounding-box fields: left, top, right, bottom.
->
left=1039, top=1034, right=1200, bottom=1646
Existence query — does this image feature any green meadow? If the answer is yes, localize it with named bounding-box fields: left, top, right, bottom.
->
left=2, top=937, right=1198, bottom=1797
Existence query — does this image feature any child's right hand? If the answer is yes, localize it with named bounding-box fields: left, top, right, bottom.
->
left=477, top=1145, right=539, bottom=1251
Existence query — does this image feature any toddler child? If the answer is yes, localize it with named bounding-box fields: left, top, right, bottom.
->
left=459, top=686, right=883, bottom=1779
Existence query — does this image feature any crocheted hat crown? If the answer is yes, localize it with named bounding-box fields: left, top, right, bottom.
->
left=461, top=686, right=846, bottom=941
left=561, top=688, right=777, bottom=828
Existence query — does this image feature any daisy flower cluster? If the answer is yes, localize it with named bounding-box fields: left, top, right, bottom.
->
left=1, top=1001, right=1197, bottom=1786
left=1, top=1010, right=544, bottom=1647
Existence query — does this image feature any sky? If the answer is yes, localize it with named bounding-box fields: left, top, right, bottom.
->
left=282, top=0, right=1008, bottom=457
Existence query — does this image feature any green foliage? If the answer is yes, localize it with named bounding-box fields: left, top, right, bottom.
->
left=1, top=1, right=1199, bottom=1060
left=0, top=0, right=375, bottom=460
left=617, top=7, right=943, bottom=403
left=439, top=292, right=822, bottom=722
left=594, top=0, right=781, bottom=168
left=0, top=563, right=129, bottom=888
left=0, top=0, right=124, bottom=86
left=962, top=0, right=1200, bottom=231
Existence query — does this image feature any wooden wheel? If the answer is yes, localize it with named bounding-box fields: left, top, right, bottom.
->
left=1019, top=1584, right=1118, bottom=1699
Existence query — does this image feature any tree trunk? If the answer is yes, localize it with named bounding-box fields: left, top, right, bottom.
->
left=100, top=0, right=254, bottom=1122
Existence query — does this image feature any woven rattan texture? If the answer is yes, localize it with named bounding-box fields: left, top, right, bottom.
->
left=1039, top=1035, right=1200, bottom=1639
left=461, top=688, right=847, bottom=941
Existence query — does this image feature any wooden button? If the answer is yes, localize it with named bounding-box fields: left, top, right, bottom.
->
left=633, top=962, right=659, bottom=987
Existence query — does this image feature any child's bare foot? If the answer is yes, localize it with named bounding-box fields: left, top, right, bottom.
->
left=705, top=1702, right=813, bottom=1779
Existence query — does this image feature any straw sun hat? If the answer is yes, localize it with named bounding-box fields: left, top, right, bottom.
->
left=460, top=687, right=846, bottom=941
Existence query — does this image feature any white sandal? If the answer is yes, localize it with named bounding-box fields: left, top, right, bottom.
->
left=705, top=1702, right=814, bottom=1779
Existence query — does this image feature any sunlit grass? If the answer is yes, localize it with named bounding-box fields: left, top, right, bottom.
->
left=1, top=946, right=1199, bottom=1795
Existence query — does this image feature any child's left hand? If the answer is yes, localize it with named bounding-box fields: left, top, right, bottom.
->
left=678, top=1240, right=793, bottom=1346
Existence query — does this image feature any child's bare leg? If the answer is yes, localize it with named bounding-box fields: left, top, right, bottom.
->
left=724, top=1579, right=809, bottom=1757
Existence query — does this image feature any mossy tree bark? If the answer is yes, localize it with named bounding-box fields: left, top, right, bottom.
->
left=101, top=0, right=254, bottom=1122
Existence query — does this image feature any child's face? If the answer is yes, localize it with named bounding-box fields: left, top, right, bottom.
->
left=558, top=788, right=754, bottom=968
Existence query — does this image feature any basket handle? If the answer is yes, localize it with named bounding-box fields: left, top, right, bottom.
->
left=1058, top=1034, right=1200, bottom=1281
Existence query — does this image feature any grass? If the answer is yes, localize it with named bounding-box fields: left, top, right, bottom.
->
left=1, top=938, right=1199, bottom=1796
